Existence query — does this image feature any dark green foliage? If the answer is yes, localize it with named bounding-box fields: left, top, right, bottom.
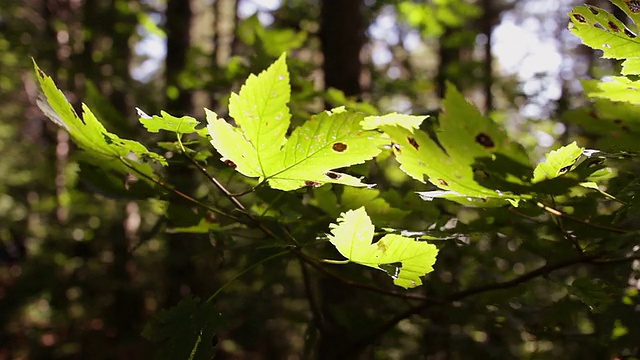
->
left=142, top=296, right=222, bottom=360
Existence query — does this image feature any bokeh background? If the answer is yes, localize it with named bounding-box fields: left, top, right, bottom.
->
left=1, top=0, right=638, bottom=359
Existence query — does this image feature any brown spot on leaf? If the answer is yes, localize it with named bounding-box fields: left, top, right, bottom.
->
left=628, top=0, right=640, bottom=13
left=407, top=137, right=419, bottom=150
left=437, top=179, right=448, bottom=186
left=305, top=180, right=321, bottom=187
left=475, top=133, right=495, bottom=149
left=224, top=160, right=237, bottom=169
left=588, top=6, right=598, bottom=15
left=625, top=28, right=637, bottom=38
left=559, top=165, right=571, bottom=174
left=572, top=13, right=586, bottom=23
left=37, top=68, right=46, bottom=78
left=391, top=142, right=401, bottom=152
left=608, top=21, right=620, bottom=31
left=332, top=142, right=347, bottom=152
left=325, top=171, right=341, bottom=180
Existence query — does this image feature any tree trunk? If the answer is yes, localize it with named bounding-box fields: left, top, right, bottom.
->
left=320, top=0, right=364, bottom=98
left=164, top=0, right=197, bottom=307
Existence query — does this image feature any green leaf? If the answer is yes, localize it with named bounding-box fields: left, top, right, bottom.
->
left=327, top=207, right=438, bottom=288
left=365, top=83, right=530, bottom=206
left=569, top=4, right=640, bottom=75
left=581, top=77, right=640, bottom=104
left=361, top=112, right=426, bottom=131
left=228, top=52, right=291, bottom=169
left=138, top=109, right=207, bottom=136
left=208, top=55, right=387, bottom=191
left=33, top=61, right=167, bottom=174
left=568, top=278, right=614, bottom=313
left=142, top=296, right=222, bottom=360
left=532, top=142, right=584, bottom=183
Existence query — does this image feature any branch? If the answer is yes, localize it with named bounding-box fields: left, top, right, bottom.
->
left=353, top=253, right=607, bottom=349
left=291, top=248, right=430, bottom=301
left=119, top=156, right=243, bottom=223
left=537, top=202, right=630, bottom=234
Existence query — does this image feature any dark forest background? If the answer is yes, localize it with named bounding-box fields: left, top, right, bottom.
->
left=1, top=0, right=639, bottom=359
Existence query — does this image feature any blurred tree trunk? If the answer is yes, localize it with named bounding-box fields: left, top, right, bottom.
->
left=164, top=0, right=198, bottom=307
left=481, top=0, right=494, bottom=112
left=320, top=0, right=364, bottom=98
left=316, top=1, right=367, bottom=358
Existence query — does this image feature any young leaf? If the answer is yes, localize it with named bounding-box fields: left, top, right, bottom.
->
left=33, top=61, right=167, bottom=175
left=532, top=142, right=584, bottom=183
left=569, top=4, right=640, bottom=75
left=142, top=296, right=221, bottom=360
left=327, top=207, right=438, bottom=288
left=208, top=55, right=387, bottom=190
left=364, top=83, right=530, bottom=206
left=138, top=109, right=208, bottom=136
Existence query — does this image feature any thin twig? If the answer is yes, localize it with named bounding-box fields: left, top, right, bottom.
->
left=119, top=156, right=243, bottom=222
left=206, top=250, right=289, bottom=303
left=537, top=201, right=630, bottom=234
left=352, top=253, right=603, bottom=349
left=177, top=136, right=251, bottom=211
left=291, top=248, right=429, bottom=301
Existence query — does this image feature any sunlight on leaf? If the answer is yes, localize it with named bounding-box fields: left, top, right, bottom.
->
left=533, top=142, right=584, bottom=183
left=138, top=109, right=208, bottom=136
left=569, top=3, right=640, bottom=75
left=366, top=83, right=530, bottom=206
left=33, top=61, right=167, bottom=176
left=208, top=55, right=387, bottom=190
left=327, top=207, right=438, bottom=288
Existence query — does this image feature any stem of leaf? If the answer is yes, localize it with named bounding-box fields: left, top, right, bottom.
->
left=176, top=134, right=254, bottom=212
left=322, top=259, right=350, bottom=264
left=206, top=250, right=290, bottom=303
left=118, top=156, right=242, bottom=223
left=536, top=201, right=629, bottom=234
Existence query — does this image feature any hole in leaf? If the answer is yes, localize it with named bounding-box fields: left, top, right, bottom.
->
left=594, top=23, right=606, bottom=30
left=325, top=171, right=341, bottom=180
left=332, top=142, right=347, bottom=152
left=627, top=0, right=640, bottom=13
left=407, top=137, right=419, bottom=150
left=391, top=142, right=401, bottom=152
left=572, top=13, right=586, bottom=23
left=475, top=133, right=495, bottom=149
left=559, top=165, right=571, bottom=173
left=379, top=262, right=402, bottom=279
left=305, top=180, right=321, bottom=187
left=608, top=21, right=620, bottom=31
left=437, top=179, right=449, bottom=186
left=625, top=28, right=637, bottom=38
left=224, top=160, right=237, bottom=169
left=588, top=6, right=598, bottom=15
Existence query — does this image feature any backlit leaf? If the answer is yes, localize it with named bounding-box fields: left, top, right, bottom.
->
left=366, top=83, right=530, bottom=206
left=569, top=4, right=640, bottom=75
left=139, top=109, right=207, bottom=136
left=33, top=61, right=167, bottom=176
left=327, top=207, right=438, bottom=288
left=533, top=142, right=584, bottom=183
left=208, top=55, right=387, bottom=190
